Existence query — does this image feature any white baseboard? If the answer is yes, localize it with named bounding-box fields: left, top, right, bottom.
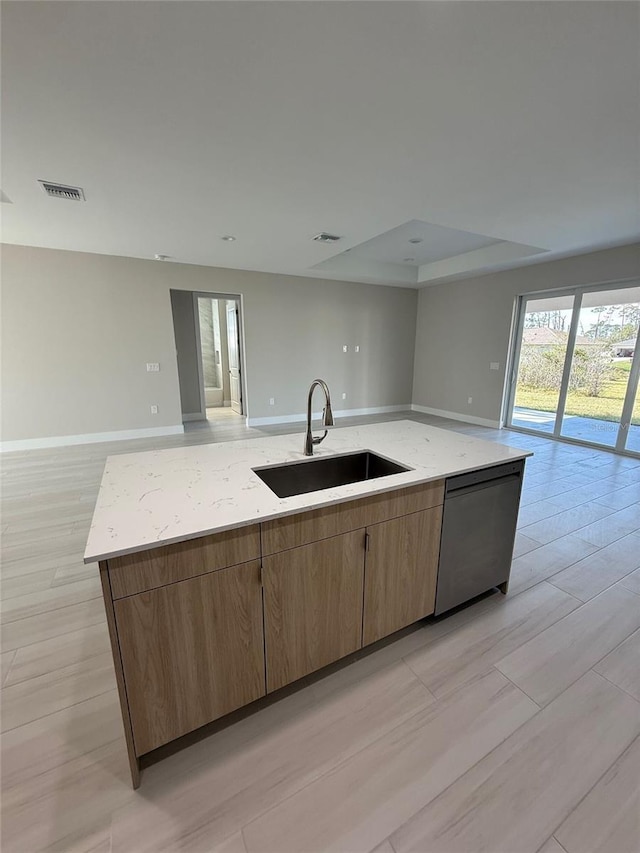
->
left=247, top=404, right=410, bottom=428
left=333, top=404, right=411, bottom=418
left=411, top=404, right=501, bottom=429
left=182, top=412, right=205, bottom=422
left=0, top=424, right=185, bottom=453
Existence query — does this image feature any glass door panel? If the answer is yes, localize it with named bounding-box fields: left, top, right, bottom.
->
left=560, top=287, right=640, bottom=448
left=510, top=293, right=575, bottom=434
left=625, top=384, right=640, bottom=453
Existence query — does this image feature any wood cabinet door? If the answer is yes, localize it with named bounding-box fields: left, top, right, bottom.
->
left=114, top=560, right=265, bottom=755
left=363, top=506, right=442, bottom=646
left=263, top=531, right=365, bottom=693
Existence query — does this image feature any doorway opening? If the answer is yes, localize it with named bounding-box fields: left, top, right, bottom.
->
left=197, top=295, right=243, bottom=420
left=505, top=281, right=640, bottom=455
left=170, top=290, right=246, bottom=428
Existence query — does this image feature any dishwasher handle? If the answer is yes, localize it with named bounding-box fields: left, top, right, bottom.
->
left=446, top=472, right=521, bottom=499
left=445, top=460, right=524, bottom=496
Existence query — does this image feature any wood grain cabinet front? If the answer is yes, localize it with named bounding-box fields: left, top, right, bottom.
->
left=263, top=530, right=365, bottom=693
left=108, top=524, right=261, bottom=598
left=362, top=506, right=442, bottom=646
left=113, top=560, right=265, bottom=755
left=261, top=481, right=444, bottom=555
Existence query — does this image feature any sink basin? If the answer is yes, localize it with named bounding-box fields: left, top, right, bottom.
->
left=253, top=450, right=411, bottom=498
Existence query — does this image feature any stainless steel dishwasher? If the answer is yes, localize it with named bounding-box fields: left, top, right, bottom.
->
left=434, top=459, right=525, bottom=616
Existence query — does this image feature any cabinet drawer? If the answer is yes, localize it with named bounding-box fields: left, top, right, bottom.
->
left=108, top=524, right=260, bottom=598
left=261, top=481, right=444, bottom=555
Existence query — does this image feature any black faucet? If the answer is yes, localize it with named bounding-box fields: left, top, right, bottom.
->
left=304, top=379, right=334, bottom=455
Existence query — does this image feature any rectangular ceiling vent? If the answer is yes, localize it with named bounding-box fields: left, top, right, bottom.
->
left=312, top=232, right=341, bottom=243
left=38, top=180, right=85, bottom=201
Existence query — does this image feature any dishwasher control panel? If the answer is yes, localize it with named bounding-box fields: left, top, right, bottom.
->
left=445, top=459, right=525, bottom=495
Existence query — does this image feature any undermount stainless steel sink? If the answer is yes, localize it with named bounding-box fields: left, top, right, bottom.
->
left=253, top=450, right=411, bottom=499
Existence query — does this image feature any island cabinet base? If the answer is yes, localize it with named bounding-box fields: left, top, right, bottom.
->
left=100, top=480, right=449, bottom=787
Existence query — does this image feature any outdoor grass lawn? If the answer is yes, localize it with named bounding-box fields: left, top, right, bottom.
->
left=515, top=361, right=640, bottom=424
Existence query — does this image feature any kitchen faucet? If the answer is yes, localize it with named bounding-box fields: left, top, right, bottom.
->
left=304, top=379, right=334, bottom=455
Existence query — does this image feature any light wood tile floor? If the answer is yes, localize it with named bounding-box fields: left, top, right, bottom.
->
left=1, top=413, right=639, bottom=852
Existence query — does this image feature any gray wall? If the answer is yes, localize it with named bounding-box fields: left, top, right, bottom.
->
left=1, top=244, right=418, bottom=441
left=1, top=246, right=183, bottom=439
left=170, top=290, right=202, bottom=417
left=412, top=244, right=640, bottom=425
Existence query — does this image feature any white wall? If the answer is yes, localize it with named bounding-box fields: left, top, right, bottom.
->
left=412, top=244, right=640, bottom=425
left=1, top=244, right=418, bottom=443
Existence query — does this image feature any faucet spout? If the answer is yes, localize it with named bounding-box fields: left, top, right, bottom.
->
left=304, top=379, right=334, bottom=455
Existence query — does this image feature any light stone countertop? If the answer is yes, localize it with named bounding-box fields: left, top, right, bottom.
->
left=84, top=420, right=532, bottom=563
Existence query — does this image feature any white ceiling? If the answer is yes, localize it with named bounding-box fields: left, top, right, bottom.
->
left=1, top=1, right=639, bottom=287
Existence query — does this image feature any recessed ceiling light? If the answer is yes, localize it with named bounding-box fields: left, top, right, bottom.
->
left=408, top=238, right=423, bottom=244
left=221, top=235, right=236, bottom=242
left=154, top=254, right=171, bottom=261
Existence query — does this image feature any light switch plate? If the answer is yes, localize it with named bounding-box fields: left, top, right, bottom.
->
left=146, top=363, right=160, bottom=372
left=490, top=362, right=500, bottom=371
left=342, top=345, right=348, bottom=353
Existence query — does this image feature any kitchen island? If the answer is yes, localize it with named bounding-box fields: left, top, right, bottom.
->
left=85, top=420, right=531, bottom=787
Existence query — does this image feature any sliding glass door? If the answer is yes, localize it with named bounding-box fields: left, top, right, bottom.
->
left=507, top=282, right=640, bottom=455
left=510, top=293, right=576, bottom=435
left=626, top=385, right=640, bottom=453
left=559, top=288, right=640, bottom=448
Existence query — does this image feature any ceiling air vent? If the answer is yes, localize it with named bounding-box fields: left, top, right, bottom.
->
left=312, top=232, right=341, bottom=243
left=38, top=181, right=85, bottom=201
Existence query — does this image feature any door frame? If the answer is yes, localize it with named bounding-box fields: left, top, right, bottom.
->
left=191, top=291, right=248, bottom=422
left=504, top=277, right=640, bottom=457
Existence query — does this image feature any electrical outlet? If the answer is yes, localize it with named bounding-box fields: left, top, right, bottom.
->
left=269, top=397, right=275, bottom=406
left=467, top=397, right=473, bottom=405
left=355, top=345, right=360, bottom=353
left=342, top=392, right=347, bottom=400
left=342, top=345, right=348, bottom=353
left=150, top=405, right=158, bottom=414
left=146, top=363, right=160, bottom=372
